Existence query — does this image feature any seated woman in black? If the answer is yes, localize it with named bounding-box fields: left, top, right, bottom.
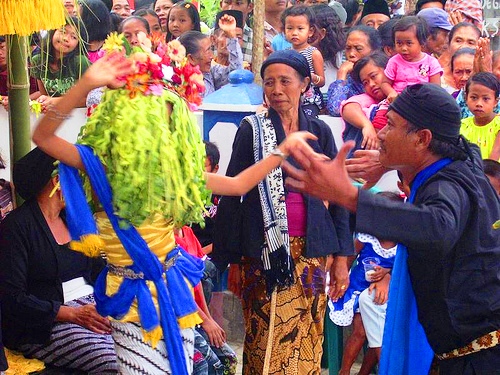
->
left=0, top=148, right=118, bottom=374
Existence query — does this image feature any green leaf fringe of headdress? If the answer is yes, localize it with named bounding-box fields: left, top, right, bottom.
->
left=77, top=88, right=210, bottom=227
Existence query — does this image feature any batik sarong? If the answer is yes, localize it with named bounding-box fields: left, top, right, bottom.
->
left=240, top=237, right=327, bottom=375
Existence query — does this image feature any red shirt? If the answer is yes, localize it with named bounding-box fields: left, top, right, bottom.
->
left=175, top=226, right=205, bottom=307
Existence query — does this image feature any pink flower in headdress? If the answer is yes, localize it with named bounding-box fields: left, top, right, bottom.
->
left=149, top=61, right=164, bottom=80
left=148, top=83, right=164, bottom=96
left=171, top=73, right=182, bottom=85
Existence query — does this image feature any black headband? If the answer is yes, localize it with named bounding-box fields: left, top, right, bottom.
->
left=260, top=50, right=311, bottom=81
left=390, top=84, right=461, bottom=143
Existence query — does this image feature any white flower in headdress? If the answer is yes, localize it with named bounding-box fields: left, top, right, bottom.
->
left=162, top=64, right=175, bottom=81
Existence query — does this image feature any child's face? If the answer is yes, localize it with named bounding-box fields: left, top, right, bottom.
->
left=452, top=54, right=474, bottom=90
left=284, top=15, right=313, bottom=49
left=204, top=158, right=219, bottom=173
left=52, top=25, right=79, bottom=57
left=359, top=61, right=387, bottom=101
left=122, top=19, right=149, bottom=46
left=168, top=7, right=194, bottom=39
left=466, top=82, right=499, bottom=123
left=395, top=27, right=423, bottom=62
left=345, top=31, right=372, bottom=64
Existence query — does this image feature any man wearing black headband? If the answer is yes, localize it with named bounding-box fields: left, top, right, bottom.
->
left=284, top=83, right=500, bottom=374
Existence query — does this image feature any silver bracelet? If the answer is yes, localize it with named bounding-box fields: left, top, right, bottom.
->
left=46, top=107, right=72, bottom=121
left=271, top=147, right=287, bottom=159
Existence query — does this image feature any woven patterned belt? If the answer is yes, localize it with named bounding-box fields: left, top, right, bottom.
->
left=107, top=251, right=182, bottom=280
left=436, top=329, right=500, bottom=360
left=108, top=264, right=144, bottom=279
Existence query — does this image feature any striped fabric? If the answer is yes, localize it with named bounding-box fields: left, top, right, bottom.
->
left=111, top=322, right=195, bottom=375
left=17, top=295, right=118, bottom=374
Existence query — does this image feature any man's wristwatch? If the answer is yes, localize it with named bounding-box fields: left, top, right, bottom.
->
left=271, top=148, right=287, bottom=159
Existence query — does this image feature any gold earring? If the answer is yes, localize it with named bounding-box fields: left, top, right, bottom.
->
left=49, top=181, right=61, bottom=198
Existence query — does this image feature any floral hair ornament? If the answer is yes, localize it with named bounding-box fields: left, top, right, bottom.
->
left=100, top=31, right=204, bottom=109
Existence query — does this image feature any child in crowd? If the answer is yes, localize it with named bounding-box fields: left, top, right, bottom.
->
left=192, top=141, right=220, bottom=255
left=80, top=0, right=112, bottom=63
left=282, top=5, right=325, bottom=116
left=454, top=48, right=500, bottom=120
left=166, top=1, right=201, bottom=41
left=341, top=52, right=389, bottom=155
left=309, top=4, right=346, bottom=99
left=483, top=159, right=500, bottom=195
left=381, top=16, right=442, bottom=103
left=179, top=14, right=242, bottom=97
left=135, top=9, right=164, bottom=40
left=330, top=191, right=403, bottom=375
left=0, top=36, right=39, bottom=110
left=461, top=72, right=500, bottom=160
left=31, top=17, right=91, bottom=109
left=175, top=225, right=238, bottom=375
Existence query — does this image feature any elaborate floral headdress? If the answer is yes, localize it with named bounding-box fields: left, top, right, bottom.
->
left=102, top=32, right=205, bottom=110
left=76, top=32, right=210, bottom=227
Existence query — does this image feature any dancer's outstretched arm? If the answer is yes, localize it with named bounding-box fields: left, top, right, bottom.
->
left=206, top=131, right=320, bottom=196
left=33, top=53, right=134, bottom=170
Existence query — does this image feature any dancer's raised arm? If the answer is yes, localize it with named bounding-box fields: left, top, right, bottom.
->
left=32, top=53, right=134, bottom=170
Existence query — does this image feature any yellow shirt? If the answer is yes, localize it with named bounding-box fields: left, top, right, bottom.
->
left=460, top=116, right=500, bottom=160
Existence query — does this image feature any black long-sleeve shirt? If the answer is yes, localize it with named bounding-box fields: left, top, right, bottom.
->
left=356, top=154, right=500, bottom=354
left=0, top=199, right=103, bottom=348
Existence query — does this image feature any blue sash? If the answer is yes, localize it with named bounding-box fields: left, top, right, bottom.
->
left=379, top=158, right=452, bottom=375
left=59, top=145, right=203, bottom=375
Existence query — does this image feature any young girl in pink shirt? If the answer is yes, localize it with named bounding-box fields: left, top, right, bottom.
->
left=381, top=16, right=442, bottom=103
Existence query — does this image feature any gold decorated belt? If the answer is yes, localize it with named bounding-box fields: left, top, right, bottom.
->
left=436, top=329, right=500, bottom=360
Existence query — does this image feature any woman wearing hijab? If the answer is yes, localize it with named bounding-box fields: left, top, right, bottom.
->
left=0, top=148, right=118, bottom=373
left=212, top=50, right=353, bottom=374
